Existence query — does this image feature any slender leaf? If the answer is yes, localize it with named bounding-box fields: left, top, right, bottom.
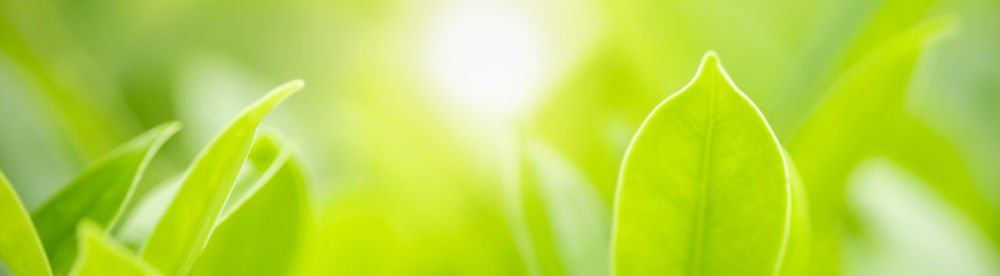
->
left=612, top=52, right=792, bottom=275
left=32, top=122, right=179, bottom=275
left=518, top=140, right=610, bottom=276
left=0, top=171, right=52, bottom=276
left=140, top=80, right=302, bottom=274
left=189, top=133, right=312, bottom=275
left=220, top=130, right=284, bottom=217
left=67, top=221, right=160, bottom=276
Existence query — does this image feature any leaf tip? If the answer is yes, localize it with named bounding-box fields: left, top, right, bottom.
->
left=700, top=50, right=721, bottom=67
left=283, top=79, right=305, bottom=92
left=76, top=220, right=102, bottom=240
left=263, top=79, right=305, bottom=104
left=162, top=121, right=183, bottom=136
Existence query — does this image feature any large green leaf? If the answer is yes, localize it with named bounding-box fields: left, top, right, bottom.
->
left=140, top=80, right=302, bottom=274
left=31, top=122, right=179, bottom=275
left=0, top=171, right=52, bottom=276
left=67, top=221, right=160, bottom=276
left=612, top=52, right=792, bottom=275
left=188, top=133, right=312, bottom=275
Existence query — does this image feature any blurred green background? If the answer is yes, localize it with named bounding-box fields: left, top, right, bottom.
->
left=1, top=0, right=999, bottom=274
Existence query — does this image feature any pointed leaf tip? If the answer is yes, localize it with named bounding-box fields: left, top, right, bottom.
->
left=284, top=79, right=305, bottom=90
left=696, top=51, right=727, bottom=77
left=162, top=121, right=183, bottom=134
left=701, top=50, right=720, bottom=64
left=141, top=80, right=302, bottom=274
left=262, top=79, right=304, bottom=104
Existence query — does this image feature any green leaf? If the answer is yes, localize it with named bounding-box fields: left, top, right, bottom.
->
left=140, top=80, right=303, bottom=274
left=787, top=18, right=956, bottom=274
left=189, top=133, right=312, bottom=275
left=220, top=130, right=284, bottom=217
left=873, top=114, right=1000, bottom=252
left=612, top=52, right=792, bottom=275
left=67, top=221, right=160, bottom=276
left=0, top=171, right=52, bottom=276
left=518, top=140, right=610, bottom=275
left=32, top=122, right=180, bottom=275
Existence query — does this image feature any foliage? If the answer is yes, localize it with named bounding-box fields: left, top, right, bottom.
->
left=2, top=0, right=1000, bottom=275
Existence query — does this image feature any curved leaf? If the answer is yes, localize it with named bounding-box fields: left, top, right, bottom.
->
left=787, top=18, right=957, bottom=274
left=612, top=52, right=792, bottom=275
left=0, top=171, right=52, bottom=276
left=189, top=133, right=312, bottom=275
left=32, top=122, right=180, bottom=275
left=67, top=221, right=160, bottom=276
left=140, top=80, right=302, bottom=274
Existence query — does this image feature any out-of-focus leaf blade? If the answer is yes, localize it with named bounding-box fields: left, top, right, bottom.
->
left=612, top=52, right=792, bottom=275
left=843, top=159, right=1000, bottom=276
left=518, top=140, right=610, bottom=275
left=140, top=80, right=302, bottom=274
left=787, top=18, right=956, bottom=274
left=31, top=122, right=180, bottom=275
left=876, top=115, right=1000, bottom=247
left=189, top=133, right=312, bottom=275
left=0, top=171, right=52, bottom=276
left=67, top=221, right=160, bottom=276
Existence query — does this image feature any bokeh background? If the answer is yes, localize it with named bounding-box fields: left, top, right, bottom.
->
left=1, top=0, right=999, bottom=274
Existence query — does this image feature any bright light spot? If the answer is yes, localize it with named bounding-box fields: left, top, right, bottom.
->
left=423, top=1, right=549, bottom=119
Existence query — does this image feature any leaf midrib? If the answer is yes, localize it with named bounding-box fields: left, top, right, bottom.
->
left=688, top=70, right=716, bottom=275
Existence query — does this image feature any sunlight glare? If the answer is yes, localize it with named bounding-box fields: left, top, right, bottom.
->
left=423, top=1, right=549, bottom=120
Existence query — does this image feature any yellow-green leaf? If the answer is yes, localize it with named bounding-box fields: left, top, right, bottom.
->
left=140, top=80, right=302, bottom=274
left=0, top=171, right=52, bottom=276
left=787, top=18, right=957, bottom=274
left=32, top=122, right=179, bottom=275
left=67, top=221, right=160, bottom=276
left=612, top=52, right=792, bottom=275
left=189, top=133, right=312, bottom=275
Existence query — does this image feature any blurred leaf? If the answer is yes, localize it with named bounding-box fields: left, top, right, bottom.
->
left=775, top=0, right=942, bottom=129
left=517, top=140, right=610, bottom=275
left=67, top=221, right=160, bottom=276
left=31, top=122, right=179, bottom=275
left=113, top=175, right=181, bottom=250
left=0, top=171, right=52, bottom=276
left=787, top=18, right=955, bottom=274
left=528, top=45, right=658, bottom=205
left=842, top=159, right=1000, bottom=276
left=295, top=52, right=526, bottom=274
left=0, top=9, right=134, bottom=161
left=140, top=80, right=302, bottom=274
left=612, top=52, right=791, bottom=275
left=189, top=133, right=312, bottom=275
left=875, top=115, right=1000, bottom=247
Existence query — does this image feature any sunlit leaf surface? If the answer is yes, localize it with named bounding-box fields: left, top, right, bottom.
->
left=140, top=80, right=302, bottom=274
left=612, top=52, right=792, bottom=275
left=32, top=122, right=179, bottom=275
left=189, top=133, right=312, bottom=275
left=67, top=221, right=160, bottom=276
left=0, top=171, right=52, bottom=276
